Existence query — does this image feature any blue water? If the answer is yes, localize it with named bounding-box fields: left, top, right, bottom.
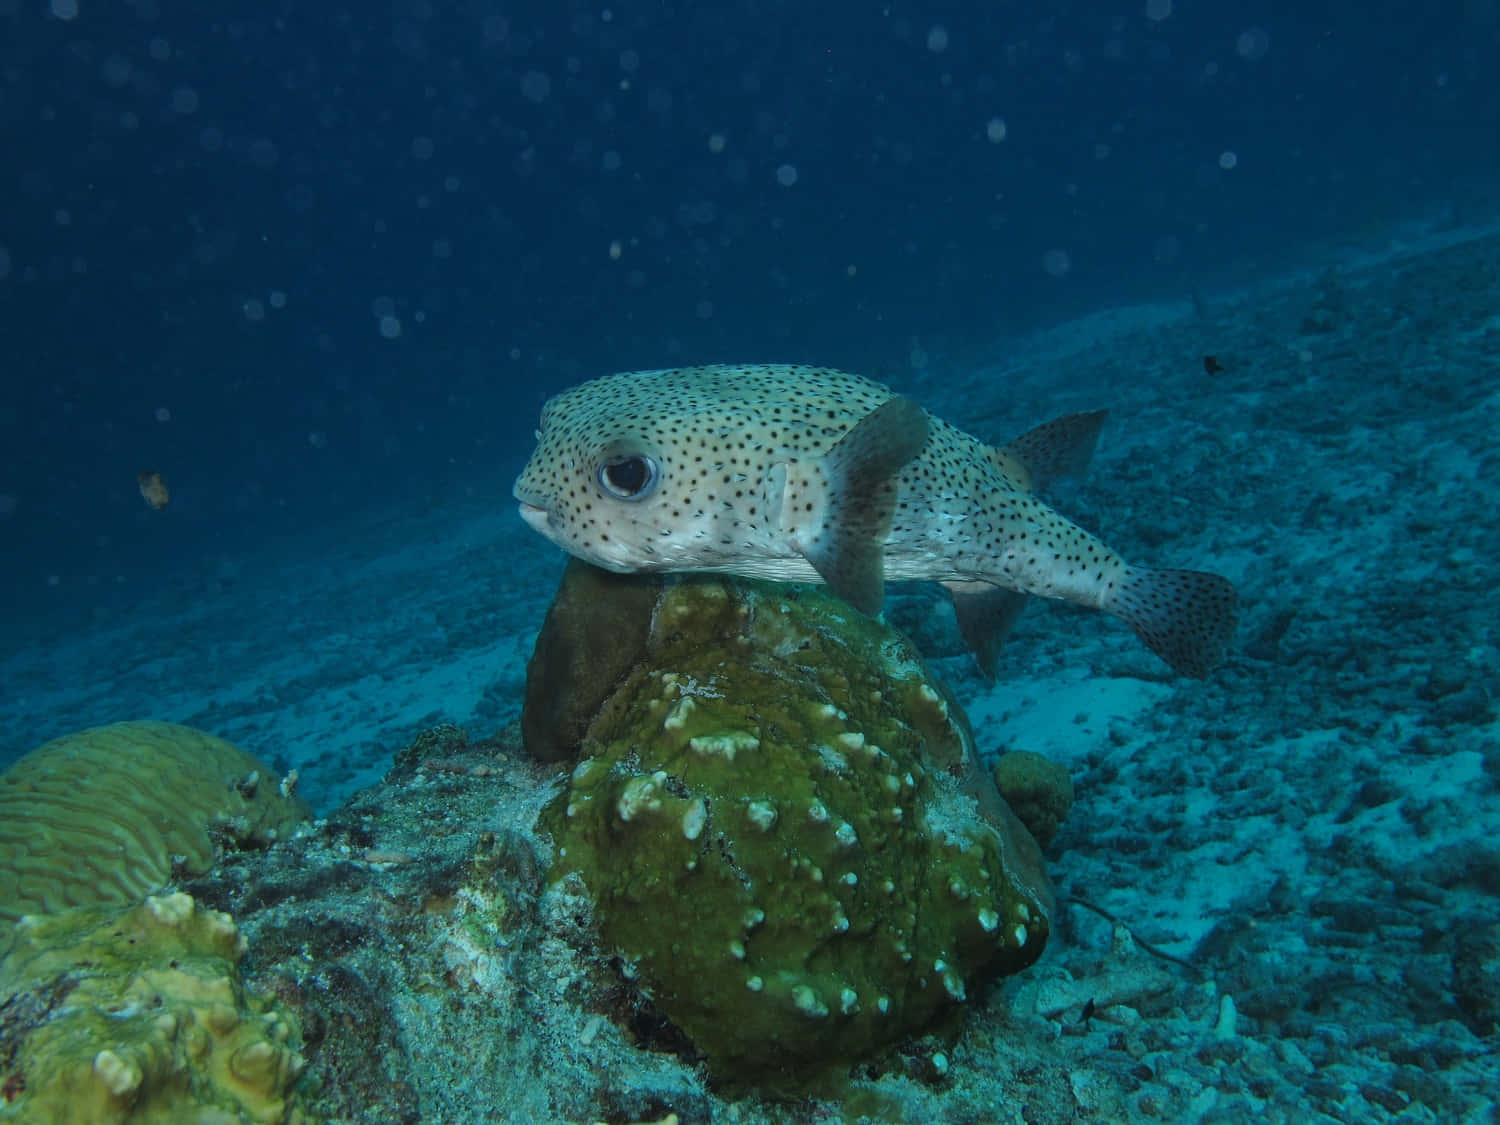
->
left=3, top=1, right=1496, bottom=609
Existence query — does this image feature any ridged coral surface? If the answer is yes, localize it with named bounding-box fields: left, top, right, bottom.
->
left=0, top=721, right=310, bottom=942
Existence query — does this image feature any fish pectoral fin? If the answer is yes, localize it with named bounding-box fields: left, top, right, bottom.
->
left=764, top=462, right=789, bottom=530
left=1106, top=565, right=1239, bottom=677
left=802, top=396, right=929, bottom=616
left=943, top=581, right=1029, bottom=680
left=995, top=409, right=1108, bottom=493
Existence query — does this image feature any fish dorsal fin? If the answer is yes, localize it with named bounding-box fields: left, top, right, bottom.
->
left=800, top=396, right=929, bottom=615
left=993, top=409, right=1108, bottom=493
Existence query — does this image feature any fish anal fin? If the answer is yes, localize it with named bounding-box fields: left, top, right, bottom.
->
left=944, top=581, right=1029, bottom=679
left=996, top=409, right=1108, bottom=493
left=802, top=396, right=929, bottom=616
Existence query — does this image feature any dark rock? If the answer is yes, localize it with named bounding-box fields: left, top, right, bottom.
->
left=1452, top=921, right=1500, bottom=1035
left=520, top=558, right=659, bottom=762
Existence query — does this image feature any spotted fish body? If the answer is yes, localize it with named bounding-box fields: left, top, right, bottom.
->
left=514, top=364, right=1237, bottom=676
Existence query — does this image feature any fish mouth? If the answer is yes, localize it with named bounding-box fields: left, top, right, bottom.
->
left=512, top=479, right=547, bottom=512
left=516, top=501, right=553, bottom=534
left=514, top=480, right=556, bottom=533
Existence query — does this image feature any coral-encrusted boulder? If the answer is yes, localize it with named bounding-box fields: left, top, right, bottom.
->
left=531, top=566, right=1054, bottom=1088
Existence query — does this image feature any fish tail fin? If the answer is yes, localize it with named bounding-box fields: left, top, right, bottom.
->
left=805, top=396, right=929, bottom=615
left=995, top=409, right=1108, bottom=492
left=1106, top=565, right=1238, bottom=677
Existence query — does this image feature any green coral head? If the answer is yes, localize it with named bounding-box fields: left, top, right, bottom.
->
left=540, top=576, right=1053, bottom=1088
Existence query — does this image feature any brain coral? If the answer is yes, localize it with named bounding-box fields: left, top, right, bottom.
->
left=539, top=573, right=1054, bottom=1088
left=0, top=892, right=306, bottom=1123
left=0, top=721, right=310, bottom=944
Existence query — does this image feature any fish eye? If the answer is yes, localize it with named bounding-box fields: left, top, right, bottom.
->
left=598, top=454, right=660, bottom=501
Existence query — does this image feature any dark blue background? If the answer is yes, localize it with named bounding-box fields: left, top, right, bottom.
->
left=2, top=0, right=1496, bottom=618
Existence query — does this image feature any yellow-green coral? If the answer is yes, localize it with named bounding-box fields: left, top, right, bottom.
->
left=541, top=575, right=1053, bottom=1088
left=0, top=893, right=307, bottom=1123
left=0, top=721, right=310, bottom=943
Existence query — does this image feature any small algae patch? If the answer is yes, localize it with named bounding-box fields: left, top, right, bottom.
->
left=540, top=576, right=1052, bottom=1089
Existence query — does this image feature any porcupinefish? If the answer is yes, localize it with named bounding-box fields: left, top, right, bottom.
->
left=513, top=364, right=1237, bottom=677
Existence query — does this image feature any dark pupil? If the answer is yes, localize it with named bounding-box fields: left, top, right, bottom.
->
left=604, top=457, right=649, bottom=495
